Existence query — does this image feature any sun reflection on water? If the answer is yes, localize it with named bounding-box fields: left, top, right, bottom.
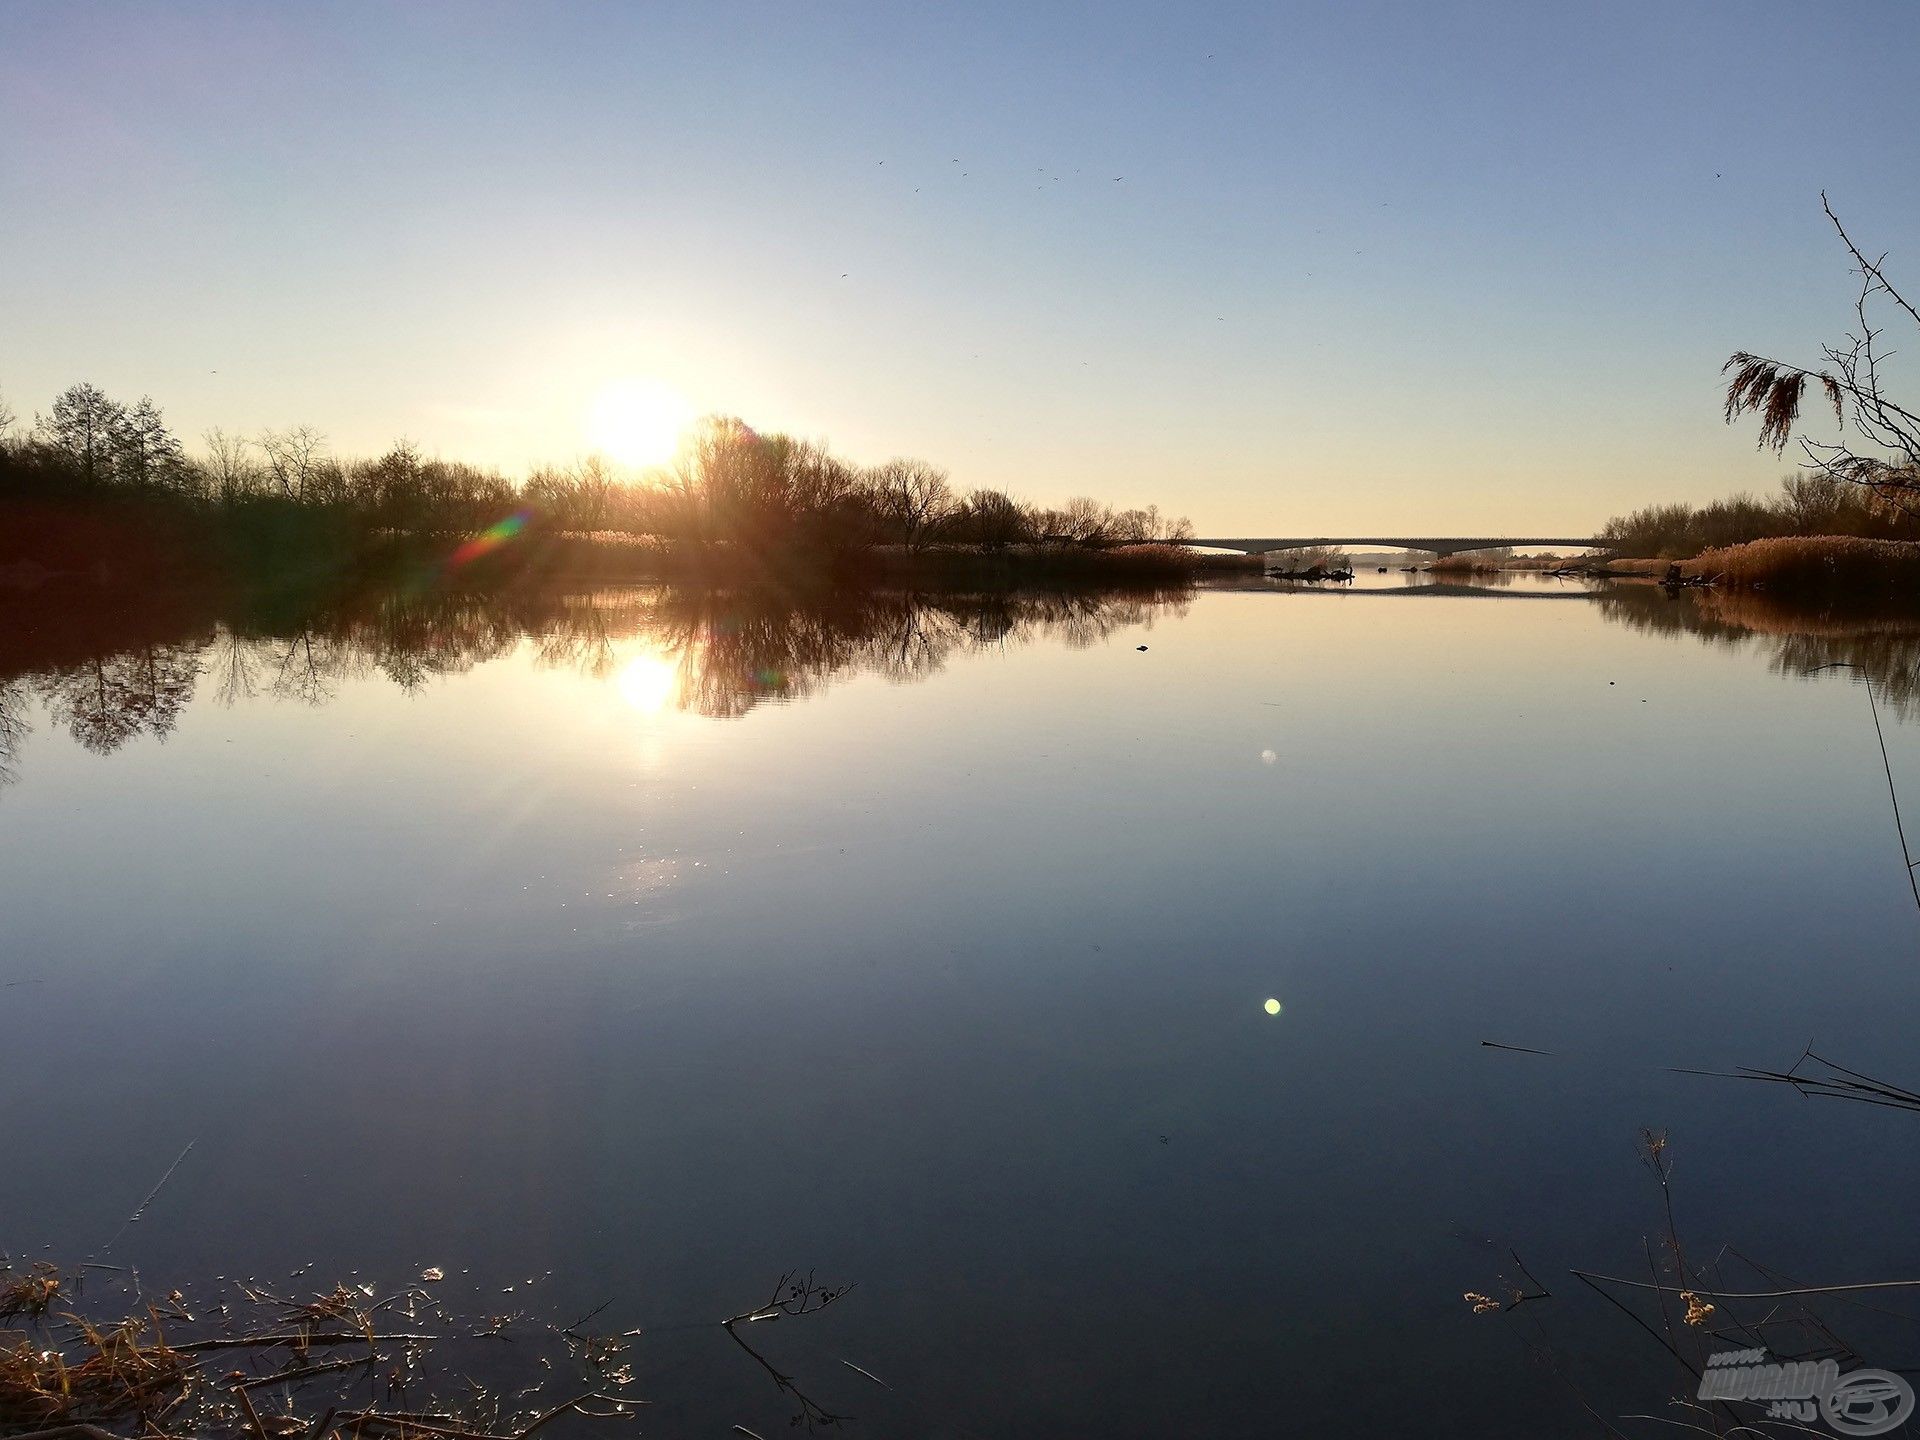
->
left=616, top=653, right=679, bottom=714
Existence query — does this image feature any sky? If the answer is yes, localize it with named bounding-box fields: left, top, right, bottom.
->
left=4, top=0, right=1919, bottom=533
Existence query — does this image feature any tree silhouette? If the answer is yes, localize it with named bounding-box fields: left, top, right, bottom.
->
left=35, top=383, right=127, bottom=486
left=115, top=396, right=190, bottom=490
left=259, top=425, right=333, bottom=502
left=867, top=457, right=955, bottom=549
left=1724, top=195, right=1920, bottom=504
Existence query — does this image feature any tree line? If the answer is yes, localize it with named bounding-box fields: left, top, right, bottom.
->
left=1598, top=471, right=1920, bottom=559
left=0, top=382, right=1194, bottom=556
left=1602, top=197, right=1920, bottom=562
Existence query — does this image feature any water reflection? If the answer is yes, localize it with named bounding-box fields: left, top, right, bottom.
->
left=0, top=581, right=1189, bottom=776
left=1593, top=582, right=1920, bottom=715
left=19, top=576, right=1920, bottom=787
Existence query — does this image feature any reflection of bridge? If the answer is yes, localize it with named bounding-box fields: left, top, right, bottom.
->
left=1178, top=536, right=1621, bottom=559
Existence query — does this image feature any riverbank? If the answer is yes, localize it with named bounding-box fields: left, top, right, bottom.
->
left=0, top=499, right=1256, bottom=599
left=1675, top=535, right=1920, bottom=593
left=1430, top=538, right=1920, bottom=593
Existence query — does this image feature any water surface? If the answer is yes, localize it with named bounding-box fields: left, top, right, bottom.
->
left=6, top=574, right=1920, bottom=1436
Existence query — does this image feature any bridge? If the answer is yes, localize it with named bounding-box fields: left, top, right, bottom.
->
left=1175, top=536, right=1622, bottom=559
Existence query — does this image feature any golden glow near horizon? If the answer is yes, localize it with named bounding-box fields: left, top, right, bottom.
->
left=616, top=651, right=680, bottom=715
left=586, top=377, right=696, bottom=469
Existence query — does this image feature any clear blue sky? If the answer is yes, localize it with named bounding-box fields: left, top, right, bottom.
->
left=4, top=0, right=1917, bottom=531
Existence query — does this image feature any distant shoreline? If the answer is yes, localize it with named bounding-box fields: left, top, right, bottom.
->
left=0, top=499, right=1265, bottom=598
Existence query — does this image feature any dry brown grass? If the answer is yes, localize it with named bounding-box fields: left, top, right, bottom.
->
left=1594, top=557, right=1674, bottom=576
left=0, top=1260, right=645, bottom=1440
left=0, top=1313, right=188, bottom=1431
left=1681, top=535, right=1920, bottom=592
left=0, top=1268, right=61, bottom=1321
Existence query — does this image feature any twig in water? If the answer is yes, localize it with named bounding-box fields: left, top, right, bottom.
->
left=1570, top=1271, right=1920, bottom=1300
left=1807, top=661, right=1920, bottom=915
left=561, top=1299, right=612, bottom=1337
left=175, top=1331, right=437, bottom=1353
left=1672, top=1044, right=1920, bottom=1114
left=233, top=1355, right=375, bottom=1390
left=98, top=1138, right=198, bottom=1255
left=1480, top=1040, right=1556, bottom=1056
left=722, top=1271, right=854, bottom=1432
left=233, top=1378, right=271, bottom=1440
left=1500, top=1250, right=1552, bottom=1311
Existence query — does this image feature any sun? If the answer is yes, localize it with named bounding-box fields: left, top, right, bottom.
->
left=586, top=377, right=695, bottom=468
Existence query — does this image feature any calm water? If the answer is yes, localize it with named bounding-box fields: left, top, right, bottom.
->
left=6, top=574, right=1920, bottom=1436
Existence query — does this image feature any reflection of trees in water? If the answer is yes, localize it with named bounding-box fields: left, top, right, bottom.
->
left=642, top=586, right=1182, bottom=717
left=1594, top=583, right=1920, bottom=717
left=207, top=585, right=1186, bottom=720
left=0, top=680, right=28, bottom=789
left=35, top=645, right=202, bottom=754
left=0, top=582, right=1189, bottom=767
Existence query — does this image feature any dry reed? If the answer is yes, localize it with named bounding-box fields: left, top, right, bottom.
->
left=1682, top=535, right=1920, bottom=592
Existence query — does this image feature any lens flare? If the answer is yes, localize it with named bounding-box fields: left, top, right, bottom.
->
left=447, top=508, right=531, bottom=569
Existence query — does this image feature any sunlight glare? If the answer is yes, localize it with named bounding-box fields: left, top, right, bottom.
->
left=617, top=653, right=678, bottom=714
left=586, top=377, right=694, bottom=468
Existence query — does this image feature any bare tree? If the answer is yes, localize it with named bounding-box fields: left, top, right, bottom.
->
left=867, top=457, right=955, bottom=549
left=1724, top=193, right=1920, bottom=504
left=1108, top=503, right=1194, bottom=543
left=202, top=427, right=262, bottom=501
left=1038, top=495, right=1115, bottom=546
left=0, top=389, right=15, bottom=439
left=259, top=425, right=331, bottom=502
left=571, top=453, right=617, bottom=530
left=952, top=487, right=1033, bottom=547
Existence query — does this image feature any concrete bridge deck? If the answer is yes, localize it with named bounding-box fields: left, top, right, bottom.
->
left=1178, top=536, right=1617, bottom=558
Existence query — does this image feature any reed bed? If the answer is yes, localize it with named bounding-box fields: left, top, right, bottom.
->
left=1682, top=535, right=1920, bottom=592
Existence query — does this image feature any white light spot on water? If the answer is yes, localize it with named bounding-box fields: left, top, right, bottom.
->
left=1260, top=749, right=1277, bottom=765
left=1264, top=997, right=1282, bottom=1016
left=617, top=652, right=678, bottom=714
